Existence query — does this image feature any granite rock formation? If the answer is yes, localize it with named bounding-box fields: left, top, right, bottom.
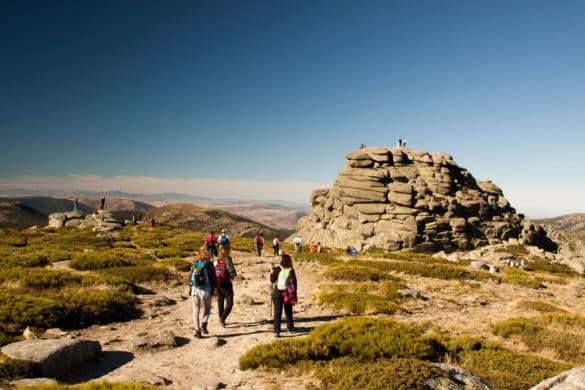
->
left=295, top=147, right=555, bottom=252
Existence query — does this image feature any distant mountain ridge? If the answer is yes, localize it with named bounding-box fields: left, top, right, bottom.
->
left=143, top=203, right=283, bottom=238
left=0, top=201, right=47, bottom=229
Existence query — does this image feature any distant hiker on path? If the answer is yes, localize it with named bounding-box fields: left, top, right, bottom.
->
left=204, top=231, right=218, bottom=258
left=270, top=253, right=298, bottom=338
left=74, top=198, right=78, bottom=211
left=218, top=229, right=231, bottom=254
left=214, top=248, right=237, bottom=327
left=190, top=248, right=217, bottom=339
left=255, top=232, right=264, bottom=256
left=294, top=234, right=302, bottom=253
left=272, top=235, right=280, bottom=257
left=100, top=197, right=105, bottom=210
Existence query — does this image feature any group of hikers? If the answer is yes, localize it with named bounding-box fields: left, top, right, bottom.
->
left=189, top=229, right=298, bottom=339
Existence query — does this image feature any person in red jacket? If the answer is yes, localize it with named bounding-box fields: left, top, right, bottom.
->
left=204, top=230, right=218, bottom=258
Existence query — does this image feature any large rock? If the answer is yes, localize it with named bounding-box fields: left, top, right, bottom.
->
left=530, top=365, right=585, bottom=389
left=1, top=338, right=101, bottom=378
left=291, top=146, right=556, bottom=253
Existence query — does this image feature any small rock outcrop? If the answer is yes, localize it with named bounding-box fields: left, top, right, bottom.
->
left=48, top=210, right=122, bottom=233
left=294, top=147, right=555, bottom=252
left=1, top=338, right=101, bottom=379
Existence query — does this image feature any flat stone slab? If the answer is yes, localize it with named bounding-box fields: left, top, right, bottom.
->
left=1, top=338, right=101, bottom=379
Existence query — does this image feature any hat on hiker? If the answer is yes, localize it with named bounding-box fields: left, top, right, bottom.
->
left=221, top=229, right=226, bottom=233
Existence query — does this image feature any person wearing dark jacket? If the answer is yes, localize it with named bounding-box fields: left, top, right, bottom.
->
left=270, top=253, right=298, bottom=337
left=190, top=248, right=218, bottom=339
left=214, top=248, right=237, bottom=327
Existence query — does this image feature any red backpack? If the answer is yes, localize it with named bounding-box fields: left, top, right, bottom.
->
left=215, top=261, right=230, bottom=286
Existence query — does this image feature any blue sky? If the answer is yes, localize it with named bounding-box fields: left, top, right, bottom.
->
left=1, top=1, right=584, bottom=217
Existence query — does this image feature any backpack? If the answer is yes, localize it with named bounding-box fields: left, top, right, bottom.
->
left=219, top=235, right=229, bottom=247
left=190, top=262, right=207, bottom=289
left=277, top=267, right=292, bottom=290
left=215, top=261, right=230, bottom=286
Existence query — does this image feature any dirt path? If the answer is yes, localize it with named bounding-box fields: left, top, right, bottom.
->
left=70, top=252, right=336, bottom=389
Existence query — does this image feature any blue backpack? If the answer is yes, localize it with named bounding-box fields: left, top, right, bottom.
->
left=219, top=235, right=229, bottom=246
left=190, top=261, right=207, bottom=289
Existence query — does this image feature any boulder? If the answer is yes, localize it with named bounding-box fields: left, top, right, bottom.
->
left=131, top=330, right=178, bottom=350
left=530, top=365, right=585, bottom=389
left=424, top=363, right=492, bottom=389
left=1, top=338, right=101, bottom=379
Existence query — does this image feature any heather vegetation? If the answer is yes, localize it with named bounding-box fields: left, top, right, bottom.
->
left=240, top=317, right=571, bottom=389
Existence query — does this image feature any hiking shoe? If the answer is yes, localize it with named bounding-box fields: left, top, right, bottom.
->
left=220, top=319, right=226, bottom=328
left=287, top=327, right=295, bottom=333
left=194, top=330, right=202, bottom=339
left=202, top=323, right=209, bottom=334
left=275, top=333, right=280, bottom=338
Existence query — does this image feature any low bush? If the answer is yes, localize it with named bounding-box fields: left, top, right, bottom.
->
left=515, top=300, right=566, bottom=313
left=239, top=317, right=441, bottom=370
left=294, top=252, right=343, bottom=266
left=319, top=292, right=400, bottom=315
left=153, top=247, right=189, bottom=259
left=0, top=268, right=83, bottom=291
left=524, top=258, right=579, bottom=276
left=501, top=268, right=542, bottom=289
left=0, top=356, right=37, bottom=382
left=158, top=258, right=192, bottom=272
left=98, top=266, right=178, bottom=285
left=361, top=259, right=496, bottom=282
left=323, top=264, right=402, bottom=282
left=0, top=253, right=49, bottom=268
left=310, top=357, right=449, bottom=390
left=70, top=252, right=132, bottom=270
left=491, top=313, right=585, bottom=362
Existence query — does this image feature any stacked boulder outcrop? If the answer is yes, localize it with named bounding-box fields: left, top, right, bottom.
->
left=295, top=147, right=554, bottom=252
left=48, top=210, right=122, bottom=233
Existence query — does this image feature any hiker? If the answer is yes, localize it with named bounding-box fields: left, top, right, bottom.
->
left=189, top=248, right=217, bottom=338
left=309, top=242, right=317, bottom=253
left=204, top=230, right=218, bottom=259
left=272, top=235, right=280, bottom=257
left=294, top=234, right=302, bottom=253
left=149, top=218, right=155, bottom=228
left=100, top=197, right=105, bottom=210
left=214, top=248, right=237, bottom=327
left=397, top=138, right=403, bottom=148
left=218, top=229, right=231, bottom=254
left=74, top=198, right=78, bottom=211
left=317, top=242, right=323, bottom=253
left=345, top=245, right=351, bottom=255
left=350, top=247, right=358, bottom=256
left=255, top=232, right=264, bottom=256
left=132, top=214, right=136, bottom=225
left=270, top=253, right=298, bottom=337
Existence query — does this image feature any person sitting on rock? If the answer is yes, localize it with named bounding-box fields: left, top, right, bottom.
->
left=309, top=242, right=317, bottom=253
left=317, top=242, right=323, bottom=253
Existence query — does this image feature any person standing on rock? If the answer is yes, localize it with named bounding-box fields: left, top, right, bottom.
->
left=100, top=197, right=105, bottom=210
left=214, top=248, right=237, bottom=327
left=74, top=198, right=78, bottom=211
left=190, top=248, right=217, bottom=338
left=204, top=230, right=218, bottom=259
left=270, top=253, right=298, bottom=337
left=294, top=234, right=302, bottom=253
left=255, top=232, right=265, bottom=256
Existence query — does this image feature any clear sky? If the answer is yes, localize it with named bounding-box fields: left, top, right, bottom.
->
left=1, top=1, right=584, bottom=217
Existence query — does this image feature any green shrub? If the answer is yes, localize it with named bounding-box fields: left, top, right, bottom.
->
left=98, top=266, right=178, bottom=284
left=70, top=253, right=132, bottom=270
left=525, top=258, right=579, bottom=276
left=323, top=264, right=402, bottom=282
left=319, top=292, right=399, bottom=315
left=64, top=290, right=138, bottom=327
left=458, top=347, right=572, bottom=390
left=239, top=317, right=441, bottom=370
left=311, top=357, right=449, bottom=390
left=361, top=259, right=496, bottom=282
left=0, top=356, right=37, bottom=381
left=501, top=268, right=542, bottom=289
left=0, top=292, right=69, bottom=329
left=0, top=268, right=83, bottom=290
left=153, top=247, right=188, bottom=259
left=491, top=313, right=585, bottom=362
left=516, top=300, right=566, bottom=313
left=294, top=252, right=344, bottom=266
left=0, top=253, right=49, bottom=268
left=158, top=258, right=192, bottom=272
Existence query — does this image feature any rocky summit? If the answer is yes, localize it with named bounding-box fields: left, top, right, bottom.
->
left=295, top=146, right=556, bottom=252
